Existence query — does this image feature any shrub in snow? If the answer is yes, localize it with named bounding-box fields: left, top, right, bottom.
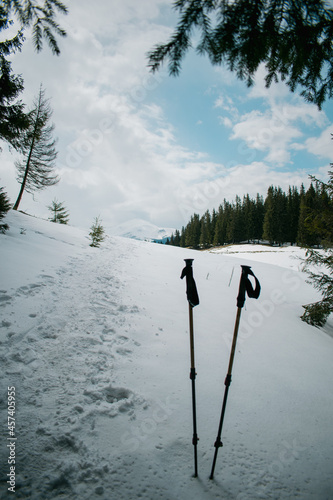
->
left=48, top=198, right=69, bottom=224
left=89, top=217, right=105, bottom=247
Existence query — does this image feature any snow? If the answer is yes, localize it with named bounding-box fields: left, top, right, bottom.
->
left=1, top=210, right=333, bottom=500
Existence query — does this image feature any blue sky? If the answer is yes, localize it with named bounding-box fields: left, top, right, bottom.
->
left=1, top=0, right=332, bottom=231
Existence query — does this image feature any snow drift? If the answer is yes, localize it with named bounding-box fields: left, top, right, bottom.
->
left=0, top=210, right=332, bottom=499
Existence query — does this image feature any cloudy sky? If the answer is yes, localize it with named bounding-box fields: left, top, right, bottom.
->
left=1, top=0, right=332, bottom=231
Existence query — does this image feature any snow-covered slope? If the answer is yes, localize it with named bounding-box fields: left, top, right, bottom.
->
left=0, top=210, right=332, bottom=500
left=108, top=218, right=175, bottom=243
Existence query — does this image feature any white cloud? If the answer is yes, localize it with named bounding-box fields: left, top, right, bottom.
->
left=221, top=85, right=329, bottom=166
left=1, top=0, right=331, bottom=231
left=304, top=126, right=333, bottom=160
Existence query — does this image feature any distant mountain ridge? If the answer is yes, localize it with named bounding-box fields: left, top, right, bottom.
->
left=108, top=219, right=175, bottom=243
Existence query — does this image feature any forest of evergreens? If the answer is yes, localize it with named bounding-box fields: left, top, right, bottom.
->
left=167, top=182, right=332, bottom=249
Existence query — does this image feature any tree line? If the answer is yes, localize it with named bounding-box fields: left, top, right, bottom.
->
left=167, top=182, right=332, bottom=249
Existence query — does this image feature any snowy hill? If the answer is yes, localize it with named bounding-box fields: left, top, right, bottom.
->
left=108, top=218, right=175, bottom=243
left=0, top=210, right=333, bottom=500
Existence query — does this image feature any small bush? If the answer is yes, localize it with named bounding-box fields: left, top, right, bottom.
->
left=89, top=217, right=105, bottom=247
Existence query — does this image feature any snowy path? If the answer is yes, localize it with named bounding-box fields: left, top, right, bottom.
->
left=1, top=211, right=333, bottom=499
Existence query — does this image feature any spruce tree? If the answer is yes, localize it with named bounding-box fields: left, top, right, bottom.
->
left=301, top=170, right=333, bottom=327
left=48, top=198, right=69, bottom=224
left=242, top=194, right=255, bottom=242
left=13, top=85, right=59, bottom=210
left=199, top=210, right=211, bottom=248
left=173, top=229, right=181, bottom=246
left=213, top=204, right=225, bottom=246
left=185, top=213, right=201, bottom=248
left=0, top=1, right=67, bottom=151
left=0, top=186, right=11, bottom=233
left=89, top=217, right=105, bottom=248
left=180, top=226, right=186, bottom=247
left=287, top=186, right=300, bottom=244
left=148, top=0, right=333, bottom=108
left=262, top=186, right=275, bottom=244
left=254, top=193, right=265, bottom=242
left=301, top=249, right=333, bottom=327
left=297, top=183, right=319, bottom=246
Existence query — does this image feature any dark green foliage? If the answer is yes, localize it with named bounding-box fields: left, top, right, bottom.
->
left=48, top=198, right=69, bottom=224
left=301, top=248, right=333, bottom=327
left=262, top=186, right=288, bottom=245
left=0, top=186, right=11, bottom=233
left=0, top=6, right=29, bottom=150
left=0, top=1, right=67, bottom=151
left=301, top=169, right=333, bottom=327
left=89, top=217, right=105, bottom=248
left=13, top=85, right=59, bottom=210
left=185, top=213, right=201, bottom=248
left=168, top=181, right=330, bottom=249
left=2, top=0, right=68, bottom=56
left=148, top=0, right=333, bottom=108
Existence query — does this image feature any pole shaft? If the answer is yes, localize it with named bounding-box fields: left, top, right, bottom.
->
left=227, top=307, right=242, bottom=375
left=188, top=303, right=198, bottom=477
left=189, top=304, right=195, bottom=369
left=210, top=307, right=242, bottom=480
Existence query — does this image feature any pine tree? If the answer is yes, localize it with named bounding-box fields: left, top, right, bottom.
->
left=0, top=6, right=29, bottom=150
left=301, top=248, right=333, bottom=327
left=185, top=213, right=201, bottom=248
left=13, top=85, right=59, bottom=210
left=89, top=217, right=105, bottom=248
left=48, top=198, right=69, bottom=224
left=301, top=170, right=333, bottom=327
left=287, top=186, right=300, bottom=244
left=297, top=183, right=319, bottom=246
left=0, top=1, right=67, bottom=151
left=173, top=229, right=181, bottom=246
left=148, top=0, right=333, bottom=108
left=213, top=204, right=225, bottom=246
left=233, top=195, right=244, bottom=243
left=254, top=193, right=265, bottom=242
left=199, top=210, right=211, bottom=248
left=262, top=186, right=287, bottom=245
left=0, top=55, right=29, bottom=150
left=262, top=186, right=275, bottom=243
left=0, top=186, right=11, bottom=233
left=224, top=200, right=235, bottom=243
left=180, top=226, right=186, bottom=247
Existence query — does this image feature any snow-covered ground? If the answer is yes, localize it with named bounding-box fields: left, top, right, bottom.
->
left=0, top=210, right=332, bottom=500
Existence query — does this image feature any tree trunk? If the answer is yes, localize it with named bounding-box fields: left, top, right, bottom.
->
left=12, top=143, right=34, bottom=210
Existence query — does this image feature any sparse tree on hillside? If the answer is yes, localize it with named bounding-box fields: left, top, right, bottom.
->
left=48, top=198, right=69, bottom=224
left=13, top=86, right=59, bottom=211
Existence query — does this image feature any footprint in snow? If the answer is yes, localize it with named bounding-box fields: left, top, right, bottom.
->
left=0, top=291, right=12, bottom=304
left=84, top=385, right=132, bottom=404
left=82, top=385, right=146, bottom=419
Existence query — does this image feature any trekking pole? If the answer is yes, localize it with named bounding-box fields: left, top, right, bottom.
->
left=180, top=259, right=200, bottom=477
left=210, top=265, right=260, bottom=480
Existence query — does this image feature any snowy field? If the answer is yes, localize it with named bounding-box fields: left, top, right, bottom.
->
left=0, top=210, right=333, bottom=500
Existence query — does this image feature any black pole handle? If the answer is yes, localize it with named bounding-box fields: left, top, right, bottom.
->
left=181, top=259, right=199, bottom=307
left=237, top=265, right=261, bottom=308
